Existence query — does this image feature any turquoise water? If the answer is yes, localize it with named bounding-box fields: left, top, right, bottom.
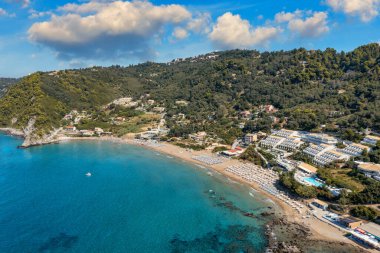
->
left=303, top=176, right=324, bottom=188
left=0, top=134, right=274, bottom=253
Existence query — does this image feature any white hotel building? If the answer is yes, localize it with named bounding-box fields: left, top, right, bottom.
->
left=303, top=144, right=349, bottom=167
left=340, top=143, right=369, bottom=157
left=303, top=144, right=335, bottom=158
left=301, top=133, right=338, bottom=145
left=272, top=129, right=299, bottom=138
left=361, top=135, right=380, bottom=146
left=276, top=137, right=304, bottom=152
left=260, top=136, right=284, bottom=149
left=313, top=150, right=350, bottom=167
left=260, top=135, right=304, bottom=152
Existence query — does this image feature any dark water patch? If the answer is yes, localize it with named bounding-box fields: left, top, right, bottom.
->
left=205, top=190, right=274, bottom=219
left=170, top=225, right=263, bottom=253
left=38, top=233, right=78, bottom=252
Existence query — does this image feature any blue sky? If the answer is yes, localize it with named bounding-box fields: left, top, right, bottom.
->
left=0, top=0, right=380, bottom=77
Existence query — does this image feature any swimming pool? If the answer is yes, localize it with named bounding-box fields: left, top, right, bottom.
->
left=302, top=176, right=325, bottom=187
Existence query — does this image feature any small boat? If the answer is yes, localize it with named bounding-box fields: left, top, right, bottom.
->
left=85, top=172, right=92, bottom=177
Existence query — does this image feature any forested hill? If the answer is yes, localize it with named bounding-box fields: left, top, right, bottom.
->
left=0, top=78, right=18, bottom=97
left=0, top=43, right=379, bottom=142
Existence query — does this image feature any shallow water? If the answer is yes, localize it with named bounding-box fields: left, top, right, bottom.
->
left=0, top=134, right=275, bottom=253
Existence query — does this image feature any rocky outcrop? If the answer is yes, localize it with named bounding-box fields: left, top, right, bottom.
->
left=18, top=117, right=61, bottom=148
left=0, top=127, right=24, bottom=137
left=265, top=216, right=369, bottom=253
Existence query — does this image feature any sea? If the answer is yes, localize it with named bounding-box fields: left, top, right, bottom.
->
left=0, top=133, right=276, bottom=253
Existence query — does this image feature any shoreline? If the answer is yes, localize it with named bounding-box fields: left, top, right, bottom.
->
left=58, top=136, right=370, bottom=250
left=1, top=132, right=373, bottom=252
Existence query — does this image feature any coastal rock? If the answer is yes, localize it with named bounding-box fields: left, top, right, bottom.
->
left=266, top=216, right=369, bottom=253
left=0, top=127, right=24, bottom=137
left=19, top=117, right=62, bottom=148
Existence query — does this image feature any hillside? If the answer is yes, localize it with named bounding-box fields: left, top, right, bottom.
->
left=0, top=78, right=18, bottom=97
left=0, top=43, right=379, bottom=145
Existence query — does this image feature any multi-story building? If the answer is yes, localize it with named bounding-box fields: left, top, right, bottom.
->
left=276, top=137, right=304, bottom=152
left=313, top=150, right=349, bottom=167
left=260, top=136, right=285, bottom=149
left=272, top=129, right=299, bottom=138
left=340, top=143, right=370, bottom=157
left=244, top=133, right=258, bottom=144
left=303, top=144, right=335, bottom=158
left=361, top=135, right=380, bottom=146
left=302, top=133, right=338, bottom=145
left=357, top=162, right=380, bottom=181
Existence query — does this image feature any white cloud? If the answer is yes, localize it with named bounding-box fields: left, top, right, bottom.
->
left=28, top=1, right=193, bottom=60
left=275, top=10, right=302, bottom=23
left=326, top=0, right=380, bottom=22
left=209, top=12, right=280, bottom=49
left=288, top=11, right=329, bottom=38
left=172, top=27, right=188, bottom=40
left=274, top=10, right=329, bottom=38
left=187, top=12, right=211, bottom=34
left=28, top=9, right=52, bottom=19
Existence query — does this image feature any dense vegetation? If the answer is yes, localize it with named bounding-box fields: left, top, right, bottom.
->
left=240, top=145, right=267, bottom=167
left=0, top=44, right=379, bottom=141
left=350, top=206, right=379, bottom=221
left=0, top=78, right=18, bottom=97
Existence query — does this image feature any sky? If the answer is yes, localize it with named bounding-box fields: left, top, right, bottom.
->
left=0, top=0, right=380, bottom=77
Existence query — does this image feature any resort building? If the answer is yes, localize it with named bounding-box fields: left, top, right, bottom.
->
left=64, top=125, right=77, bottom=132
left=339, top=217, right=363, bottom=229
left=80, top=130, right=94, bottom=136
left=260, top=136, right=285, bottom=149
left=297, top=162, right=318, bottom=175
left=272, top=129, right=299, bottom=138
left=361, top=135, right=380, bottom=146
left=303, top=144, right=335, bottom=158
left=340, top=143, right=369, bottom=157
left=244, top=133, right=258, bottom=144
left=94, top=127, right=104, bottom=135
left=309, top=199, right=328, bottom=210
left=302, top=133, right=338, bottom=145
left=357, top=162, right=380, bottom=180
left=313, top=150, right=350, bottom=167
left=276, top=137, right=304, bottom=151
left=221, top=147, right=244, bottom=157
